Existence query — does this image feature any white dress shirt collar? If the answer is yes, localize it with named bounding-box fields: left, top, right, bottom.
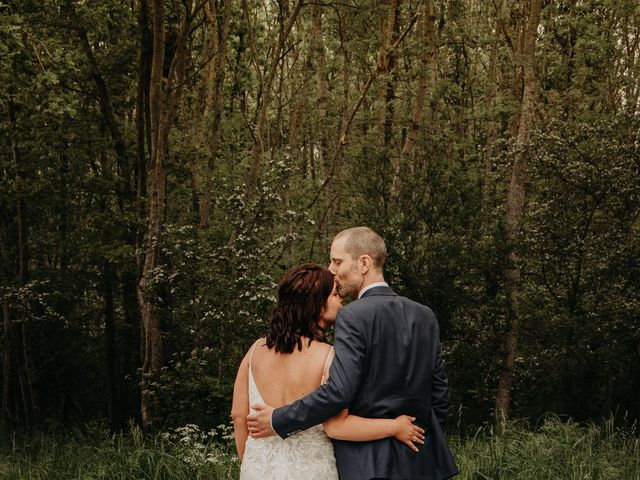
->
left=358, top=281, right=389, bottom=299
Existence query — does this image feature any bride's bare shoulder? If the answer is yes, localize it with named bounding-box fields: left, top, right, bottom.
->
left=309, top=340, right=332, bottom=356
left=248, top=337, right=267, bottom=352
left=243, top=337, right=268, bottom=360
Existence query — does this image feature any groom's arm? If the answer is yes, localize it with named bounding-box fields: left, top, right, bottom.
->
left=272, top=308, right=366, bottom=438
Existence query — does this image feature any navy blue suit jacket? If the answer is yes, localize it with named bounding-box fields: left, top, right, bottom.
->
left=272, top=286, right=458, bottom=480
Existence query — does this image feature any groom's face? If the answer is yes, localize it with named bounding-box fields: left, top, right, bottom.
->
left=329, top=237, right=362, bottom=299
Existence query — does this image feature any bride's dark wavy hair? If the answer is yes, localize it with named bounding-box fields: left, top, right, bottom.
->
left=266, top=263, right=334, bottom=354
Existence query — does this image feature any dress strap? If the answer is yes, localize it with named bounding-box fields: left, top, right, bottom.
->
left=321, top=347, right=335, bottom=385
left=248, top=339, right=261, bottom=372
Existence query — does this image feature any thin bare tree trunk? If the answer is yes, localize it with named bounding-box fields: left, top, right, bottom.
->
left=136, top=0, right=151, bottom=280
left=9, top=100, right=29, bottom=288
left=2, top=297, right=11, bottom=430
left=103, top=261, right=119, bottom=431
left=481, top=6, right=501, bottom=218
left=391, top=0, right=435, bottom=199
left=83, top=44, right=127, bottom=161
left=138, top=0, right=191, bottom=428
left=20, top=324, right=36, bottom=429
left=121, top=269, right=139, bottom=419
left=138, top=0, right=166, bottom=428
left=7, top=98, right=37, bottom=429
left=622, top=0, right=639, bottom=114
left=245, top=0, right=304, bottom=202
left=495, top=0, right=542, bottom=430
left=282, top=40, right=309, bottom=262
left=309, top=4, right=332, bottom=242
left=67, top=1, right=129, bottom=186
left=375, top=0, right=400, bottom=148
left=199, top=0, right=231, bottom=227
left=138, top=0, right=166, bottom=427
left=311, top=4, right=329, bottom=174
left=562, top=0, right=577, bottom=117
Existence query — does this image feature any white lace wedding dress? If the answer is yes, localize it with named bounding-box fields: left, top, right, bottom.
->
left=240, top=346, right=339, bottom=480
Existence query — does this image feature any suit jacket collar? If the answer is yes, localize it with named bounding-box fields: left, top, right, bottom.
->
left=360, top=285, right=397, bottom=298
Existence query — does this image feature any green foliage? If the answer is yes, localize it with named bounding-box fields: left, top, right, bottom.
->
left=143, top=158, right=322, bottom=428
left=0, top=419, right=637, bottom=479
left=516, top=116, right=640, bottom=420
left=0, top=423, right=239, bottom=479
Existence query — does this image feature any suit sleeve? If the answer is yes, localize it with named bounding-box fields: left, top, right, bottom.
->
left=431, top=322, right=451, bottom=432
left=272, top=308, right=366, bottom=438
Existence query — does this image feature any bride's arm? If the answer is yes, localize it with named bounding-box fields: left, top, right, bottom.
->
left=231, top=350, right=251, bottom=460
left=322, top=410, right=425, bottom=452
left=319, top=352, right=424, bottom=451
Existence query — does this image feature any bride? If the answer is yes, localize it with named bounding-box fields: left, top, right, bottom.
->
left=231, top=263, right=424, bottom=479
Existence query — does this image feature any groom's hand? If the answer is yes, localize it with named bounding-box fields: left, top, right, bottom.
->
left=247, top=403, right=276, bottom=438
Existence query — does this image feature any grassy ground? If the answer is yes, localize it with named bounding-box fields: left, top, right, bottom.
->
left=451, top=417, right=639, bottom=480
left=0, top=418, right=637, bottom=479
left=0, top=423, right=239, bottom=480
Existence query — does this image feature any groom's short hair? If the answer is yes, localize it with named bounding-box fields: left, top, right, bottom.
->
left=335, top=227, right=386, bottom=271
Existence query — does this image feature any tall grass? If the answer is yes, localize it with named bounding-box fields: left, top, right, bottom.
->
left=0, top=423, right=239, bottom=479
left=0, top=417, right=637, bottom=479
left=451, top=416, right=640, bottom=480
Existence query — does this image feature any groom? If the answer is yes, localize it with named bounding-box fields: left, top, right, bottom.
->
left=248, top=227, right=458, bottom=480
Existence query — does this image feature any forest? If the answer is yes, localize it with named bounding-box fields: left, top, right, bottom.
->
left=1, top=0, right=639, bottom=467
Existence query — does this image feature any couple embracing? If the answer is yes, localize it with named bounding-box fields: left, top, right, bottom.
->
left=232, top=227, right=458, bottom=480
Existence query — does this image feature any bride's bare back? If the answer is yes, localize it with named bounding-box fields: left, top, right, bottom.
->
left=250, top=338, right=332, bottom=408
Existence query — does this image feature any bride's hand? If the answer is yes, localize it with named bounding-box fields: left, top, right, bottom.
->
left=392, top=415, right=425, bottom=452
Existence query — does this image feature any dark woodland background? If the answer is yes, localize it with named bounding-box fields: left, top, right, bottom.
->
left=1, top=0, right=639, bottom=436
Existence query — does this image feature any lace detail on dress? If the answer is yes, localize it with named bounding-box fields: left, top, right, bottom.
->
left=240, top=343, right=338, bottom=480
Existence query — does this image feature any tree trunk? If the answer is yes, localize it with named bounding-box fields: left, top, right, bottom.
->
left=136, top=0, right=151, bottom=280
left=310, top=4, right=329, bottom=166
left=138, top=0, right=167, bottom=429
left=20, top=324, right=37, bottom=429
left=2, top=297, right=11, bottom=431
left=8, top=98, right=37, bottom=429
left=562, top=0, right=577, bottom=117
left=621, top=1, right=638, bottom=114
left=481, top=5, right=501, bottom=219
left=391, top=0, right=435, bottom=199
left=103, top=261, right=120, bottom=431
left=138, top=0, right=191, bottom=428
left=375, top=0, right=400, bottom=148
left=121, top=270, right=140, bottom=419
left=495, top=0, right=542, bottom=430
left=9, top=100, right=29, bottom=287
left=67, top=2, right=128, bottom=180
left=309, top=4, right=333, bottom=243
left=199, top=0, right=231, bottom=228
left=245, top=0, right=304, bottom=203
